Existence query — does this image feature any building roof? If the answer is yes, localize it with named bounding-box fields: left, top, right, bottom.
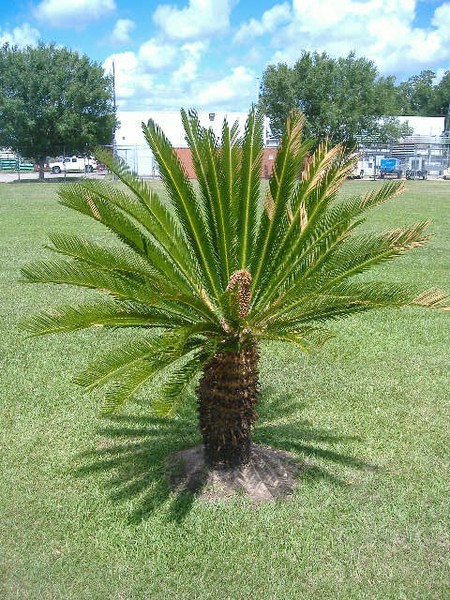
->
left=398, top=116, right=445, bottom=138
left=115, top=110, right=273, bottom=148
left=117, top=111, right=253, bottom=147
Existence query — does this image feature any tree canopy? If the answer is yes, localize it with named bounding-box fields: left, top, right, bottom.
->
left=259, top=51, right=444, bottom=146
left=0, top=42, right=116, bottom=178
left=397, top=69, right=450, bottom=117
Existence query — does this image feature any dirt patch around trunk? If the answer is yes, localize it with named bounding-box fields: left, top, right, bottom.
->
left=167, top=443, right=304, bottom=503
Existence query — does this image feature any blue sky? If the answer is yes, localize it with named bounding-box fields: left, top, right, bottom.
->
left=1, top=1, right=449, bottom=112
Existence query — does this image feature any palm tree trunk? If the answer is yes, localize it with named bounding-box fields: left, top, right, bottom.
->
left=197, top=343, right=259, bottom=467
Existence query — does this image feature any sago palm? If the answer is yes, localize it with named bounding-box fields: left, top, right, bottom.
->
left=23, top=108, right=447, bottom=468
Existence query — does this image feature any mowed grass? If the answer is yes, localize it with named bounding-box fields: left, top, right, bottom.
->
left=0, top=179, right=449, bottom=600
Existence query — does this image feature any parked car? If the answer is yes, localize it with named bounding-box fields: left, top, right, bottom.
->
left=49, top=156, right=96, bottom=174
left=443, top=167, right=450, bottom=180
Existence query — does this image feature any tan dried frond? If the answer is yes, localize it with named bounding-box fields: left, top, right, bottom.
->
left=226, top=269, right=252, bottom=318
left=197, top=286, right=214, bottom=312
left=412, top=288, right=449, bottom=308
left=300, top=152, right=314, bottom=182
left=285, top=109, right=305, bottom=152
left=86, top=197, right=101, bottom=220
left=264, top=189, right=275, bottom=220
left=299, top=202, right=308, bottom=232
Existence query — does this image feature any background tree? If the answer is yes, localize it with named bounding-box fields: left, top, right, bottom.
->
left=260, top=51, right=409, bottom=146
left=396, top=70, right=437, bottom=115
left=432, top=70, right=450, bottom=120
left=22, top=109, right=448, bottom=490
left=0, top=42, right=116, bottom=179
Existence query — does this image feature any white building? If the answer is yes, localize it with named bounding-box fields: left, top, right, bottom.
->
left=114, top=110, right=275, bottom=176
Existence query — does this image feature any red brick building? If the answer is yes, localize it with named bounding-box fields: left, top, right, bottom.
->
left=173, top=147, right=278, bottom=179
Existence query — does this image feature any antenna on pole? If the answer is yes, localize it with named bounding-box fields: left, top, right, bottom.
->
left=111, top=60, right=118, bottom=178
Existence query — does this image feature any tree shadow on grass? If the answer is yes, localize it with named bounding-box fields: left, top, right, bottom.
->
left=72, top=411, right=200, bottom=524
left=254, top=391, right=378, bottom=481
left=72, top=393, right=377, bottom=524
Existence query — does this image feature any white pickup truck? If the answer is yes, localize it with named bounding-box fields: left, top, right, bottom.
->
left=49, top=156, right=96, bottom=174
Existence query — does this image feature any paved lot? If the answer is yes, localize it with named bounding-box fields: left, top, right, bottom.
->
left=0, top=171, right=106, bottom=183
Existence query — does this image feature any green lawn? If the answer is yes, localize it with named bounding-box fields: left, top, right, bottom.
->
left=1, top=179, right=449, bottom=599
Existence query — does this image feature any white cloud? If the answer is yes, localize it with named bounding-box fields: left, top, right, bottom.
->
left=104, top=0, right=450, bottom=112
left=110, top=19, right=135, bottom=45
left=153, top=0, right=232, bottom=40
left=34, top=0, right=116, bottom=28
left=172, top=42, right=208, bottom=84
left=104, top=43, right=257, bottom=111
left=103, top=52, right=154, bottom=105
left=0, top=23, right=41, bottom=48
left=259, top=0, right=450, bottom=77
left=197, top=66, right=256, bottom=106
left=138, top=38, right=178, bottom=70
left=234, top=3, right=292, bottom=43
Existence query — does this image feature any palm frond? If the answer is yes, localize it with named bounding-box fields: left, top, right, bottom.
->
left=100, top=331, right=213, bottom=414
left=21, top=258, right=157, bottom=304
left=312, top=222, right=431, bottom=286
left=237, top=107, right=264, bottom=269
left=142, top=117, right=222, bottom=301
left=58, top=182, right=200, bottom=297
left=152, top=344, right=216, bottom=416
left=220, top=117, right=241, bottom=272
left=250, top=110, right=310, bottom=291
left=257, top=281, right=448, bottom=330
left=74, top=332, right=170, bottom=390
left=21, top=299, right=194, bottom=337
left=48, top=233, right=160, bottom=282
left=93, top=149, right=201, bottom=287
left=255, top=326, right=335, bottom=352
left=181, top=109, right=235, bottom=285
left=251, top=143, right=354, bottom=310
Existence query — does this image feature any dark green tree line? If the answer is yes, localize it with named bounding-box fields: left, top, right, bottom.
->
left=260, top=51, right=449, bottom=145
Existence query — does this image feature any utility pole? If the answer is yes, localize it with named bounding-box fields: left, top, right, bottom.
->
left=112, top=60, right=117, bottom=160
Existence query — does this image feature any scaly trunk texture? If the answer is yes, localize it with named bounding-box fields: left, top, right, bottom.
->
left=197, top=343, right=259, bottom=467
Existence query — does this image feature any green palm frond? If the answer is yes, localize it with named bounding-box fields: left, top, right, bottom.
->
left=237, top=107, right=264, bottom=269
left=21, top=257, right=157, bottom=303
left=47, top=233, right=161, bottom=282
left=251, top=142, right=356, bottom=310
left=92, top=151, right=201, bottom=288
left=152, top=343, right=216, bottom=416
left=181, top=109, right=235, bottom=285
left=102, top=357, right=170, bottom=414
left=251, top=110, right=310, bottom=291
left=255, top=326, right=335, bottom=352
left=220, top=117, right=241, bottom=270
left=22, top=299, right=196, bottom=337
left=73, top=325, right=212, bottom=403
left=74, top=332, right=170, bottom=390
left=258, top=281, right=448, bottom=331
left=142, top=117, right=222, bottom=301
left=58, top=181, right=200, bottom=297
left=100, top=332, right=213, bottom=414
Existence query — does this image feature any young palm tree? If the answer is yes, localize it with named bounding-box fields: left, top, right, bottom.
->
left=23, top=108, right=447, bottom=468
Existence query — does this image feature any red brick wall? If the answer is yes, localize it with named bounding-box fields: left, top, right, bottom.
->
left=174, top=147, right=278, bottom=179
